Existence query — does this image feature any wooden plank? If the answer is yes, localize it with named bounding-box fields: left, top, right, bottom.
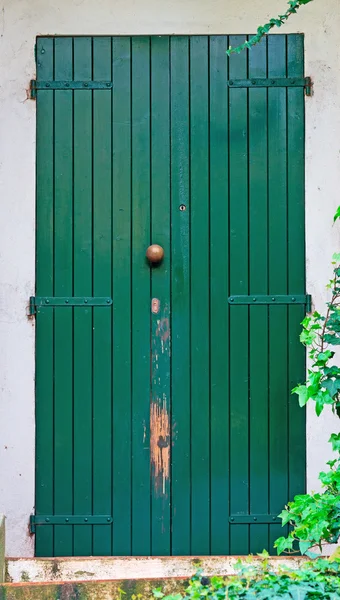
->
left=92, top=36, right=113, bottom=556
left=150, top=36, right=171, bottom=556
left=112, top=36, right=132, bottom=556
left=248, top=36, right=270, bottom=555
left=73, top=36, right=93, bottom=557
left=209, top=34, right=230, bottom=555
left=287, top=35, right=306, bottom=503
left=267, top=35, right=289, bottom=550
left=228, top=35, right=249, bottom=555
left=170, top=36, right=191, bottom=555
left=189, top=35, right=210, bottom=555
left=35, top=36, right=54, bottom=558
left=131, top=36, right=151, bottom=556
left=53, top=36, right=74, bottom=557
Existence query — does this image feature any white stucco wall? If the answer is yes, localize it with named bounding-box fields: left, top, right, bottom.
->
left=0, top=0, right=339, bottom=557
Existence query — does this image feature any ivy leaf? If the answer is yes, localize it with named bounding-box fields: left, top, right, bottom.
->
left=298, top=540, right=312, bottom=555
left=333, top=208, right=340, bottom=223
left=278, top=509, right=291, bottom=526
left=323, top=379, right=340, bottom=398
left=292, top=385, right=308, bottom=407
left=300, top=329, right=316, bottom=345
left=315, top=394, right=325, bottom=416
left=274, top=536, right=289, bottom=555
left=324, top=334, right=340, bottom=346
left=329, top=433, right=340, bottom=453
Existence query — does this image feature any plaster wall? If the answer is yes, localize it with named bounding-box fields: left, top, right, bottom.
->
left=0, top=0, right=339, bottom=556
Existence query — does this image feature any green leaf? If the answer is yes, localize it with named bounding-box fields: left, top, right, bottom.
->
left=292, top=385, right=308, bottom=407
left=333, top=208, right=340, bottom=223
left=315, top=394, right=325, bottom=416
left=329, top=433, right=340, bottom=453
left=299, top=540, right=312, bottom=555
left=300, top=329, right=316, bottom=345
left=274, top=536, right=288, bottom=555
left=323, top=379, right=340, bottom=398
left=278, top=509, right=291, bottom=526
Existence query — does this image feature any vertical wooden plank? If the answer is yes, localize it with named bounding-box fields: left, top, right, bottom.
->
left=228, top=35, right=249, bottom=555
left=112, top=36, right=132, bottom=556
left=92, top=36, right=113, bottom=556
left=287, top=35, right=306, bottom=502
left=209, top=35, right=230, bottom=555
left=170, top=36, right=191, bottom=555
left=35, top=37, right=54, bottom=558
left=73, top=36, right=93, bottom=556
left=248, top=37, right=270, bottom=554
left=268, top=35, right=289, bottom=550
left=131, top=36, right=151, bottom=556
left=53, top=36, right=74, bottom=557
left=150, top=36, right=171, bottom=556
left=189, top=36, right=210, bottom=555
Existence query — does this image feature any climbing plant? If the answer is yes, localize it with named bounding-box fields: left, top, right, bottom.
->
left=227, top=0, right=315, bottom=55
left=273, top=211, right=340, bottom=557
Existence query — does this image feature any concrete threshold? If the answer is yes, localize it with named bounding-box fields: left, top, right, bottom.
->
left=6, top=555, right=307, bottom=584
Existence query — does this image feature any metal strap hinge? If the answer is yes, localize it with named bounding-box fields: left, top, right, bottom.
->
left=29, top=296, right=112, bottom=315
left=229, top=514, right=280, bottom=524
left=30, top=515, right=113, bottom=533
left=228, top=294, right=312, bottom=312
left=30, top=80, right=113, bottom=98
left=227, top=77, right=312, bottom=96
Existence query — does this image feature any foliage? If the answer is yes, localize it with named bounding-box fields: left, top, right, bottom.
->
left=227, top=0, right=314, bottom=55
left=153, top=559, right=340, bottom=600
left=291, top=255, right=340, bottom=418
left=274, top=453, right=340, bottom=556
left=274, top=241, right=340, bottom=556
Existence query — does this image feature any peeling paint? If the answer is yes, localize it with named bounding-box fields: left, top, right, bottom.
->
left=151, top=302, right=171, bottom=496
left=150, top=399, right=170, bottom=496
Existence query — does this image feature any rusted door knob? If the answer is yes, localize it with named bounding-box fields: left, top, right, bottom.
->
left=146, top=244, right=164, bottom=264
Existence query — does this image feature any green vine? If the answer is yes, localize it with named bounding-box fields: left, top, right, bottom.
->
left=227, top=0, right=315, bottom=56
left=292, top=256, right=340, bottom=419
left=273, top=208, right=340, bottom=558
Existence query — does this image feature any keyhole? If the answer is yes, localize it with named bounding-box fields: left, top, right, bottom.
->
left=179, top=204, right=186, bottom=211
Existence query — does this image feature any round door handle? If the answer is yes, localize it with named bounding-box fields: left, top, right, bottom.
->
left=146, top=244, right=164, bottom=264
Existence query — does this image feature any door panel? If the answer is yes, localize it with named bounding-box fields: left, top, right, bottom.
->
left=34, top=34, right=306, bottom=557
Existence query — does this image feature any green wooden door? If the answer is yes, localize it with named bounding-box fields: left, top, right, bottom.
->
left=34, top=34, right=307, bottom=557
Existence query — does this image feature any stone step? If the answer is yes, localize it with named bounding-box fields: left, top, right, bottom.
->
left=6, top=555, right=305, bottom=584
left=0, top=577, right=187, bottom=600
